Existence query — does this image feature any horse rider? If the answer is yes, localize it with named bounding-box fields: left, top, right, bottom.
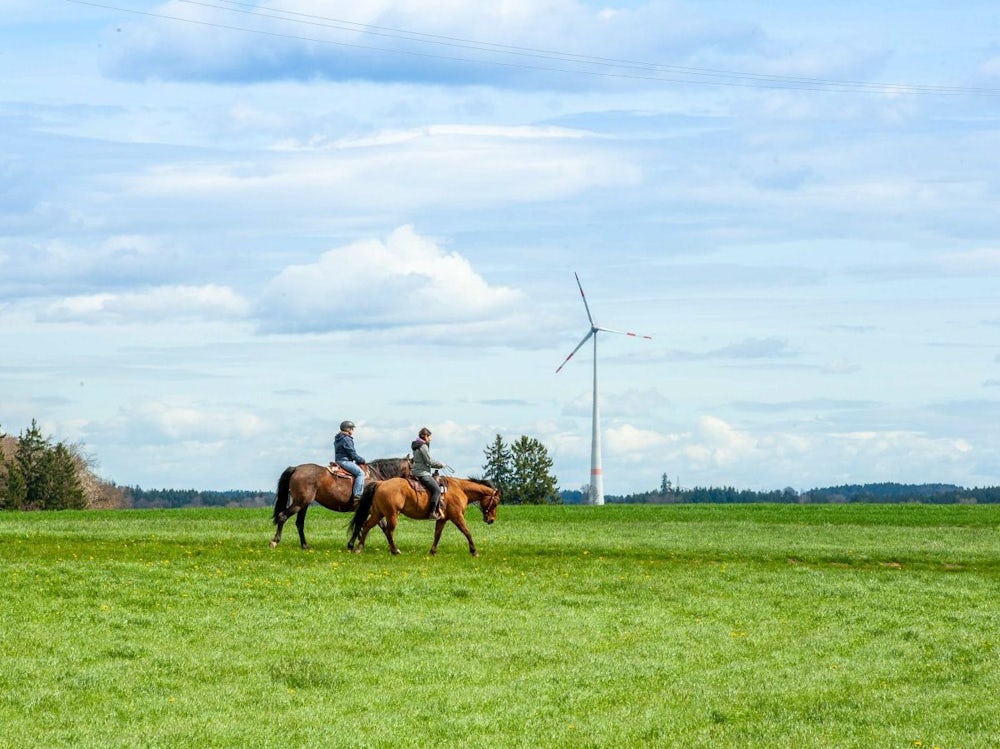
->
left=411, top=427, right=447, bottom=520
left=334, top=420, right=366, bottom=503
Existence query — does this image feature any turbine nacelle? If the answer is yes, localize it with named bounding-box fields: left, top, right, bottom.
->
left=555, top=274, right=652, bottom=373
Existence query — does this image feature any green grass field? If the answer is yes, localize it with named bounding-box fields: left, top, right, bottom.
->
left=1, top=503, right=998, bottom=748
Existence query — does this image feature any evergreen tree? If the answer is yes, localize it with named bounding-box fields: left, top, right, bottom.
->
left=1, top=461, right=27, bottom=510
left=37, top=443, right=87, bottom=510
left=16, top=420, right=51, bottom=510
left=507, top=435, right=560, bottom=505
left=0, top=423, right=28, bottom=510
left=481, top=434, right=513, bottom=494
left=4, top=421, right=87, bottom=510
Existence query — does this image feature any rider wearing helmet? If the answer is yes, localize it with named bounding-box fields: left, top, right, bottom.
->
left=334, top=420, right=366, bottom=502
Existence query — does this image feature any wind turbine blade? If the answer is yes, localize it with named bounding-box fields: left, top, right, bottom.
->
left=555, top=329, right=595, bottom=373
left=595, top=325, right=653, bottom=340
left=574, top=272, right=595, bottom=326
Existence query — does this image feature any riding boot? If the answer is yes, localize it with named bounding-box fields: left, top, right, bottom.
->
left=431, top=497, right=445, bottom=520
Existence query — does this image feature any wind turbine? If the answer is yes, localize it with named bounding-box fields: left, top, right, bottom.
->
left=556, top=272, right=652, bottom=505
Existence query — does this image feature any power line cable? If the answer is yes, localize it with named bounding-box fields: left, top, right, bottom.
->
left=66, top=0, right=1000, bottom=96
left=188, top=0, right=995, bottom=95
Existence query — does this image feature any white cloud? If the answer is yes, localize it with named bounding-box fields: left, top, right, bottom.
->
left=255, top=225, right=522, bottom=335
left=40, top=284, right=250, bottom=324
left=127, top=125, right=637, bottom=213
left=277, top=124, right=592, bottom=151
left=631, top=417, right=976, bottom=490
left=92, top=401, right=267, bottom=446
left=606, top=423, right=679, bottom=457
left=0, top=236, right=192, bottom=298
left=682, top=415, right=759, bottom=467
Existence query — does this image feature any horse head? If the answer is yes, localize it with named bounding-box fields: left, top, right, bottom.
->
left=479, top=485, right=500, bottom=525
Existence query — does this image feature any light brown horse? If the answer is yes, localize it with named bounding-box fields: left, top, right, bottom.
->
left=270, top=457, right=411, bottom=550
left=347, top=476, right=500, bottom=556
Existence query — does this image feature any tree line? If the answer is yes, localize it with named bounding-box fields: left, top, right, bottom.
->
left=590, top=476, right=1000, bottom=505
left=127, top=487, right=272, bottom=509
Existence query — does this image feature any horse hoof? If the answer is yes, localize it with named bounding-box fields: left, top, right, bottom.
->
left=391, top=549, right=402, bottom=556
left=301, top=544, right=310, bottom=551
left=269, top=540, right=278, bottom=549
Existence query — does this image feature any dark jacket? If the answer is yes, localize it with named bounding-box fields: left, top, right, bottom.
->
left=411, top=438, right=444, bottom=477
left=335, top=432, right=365, bottom=464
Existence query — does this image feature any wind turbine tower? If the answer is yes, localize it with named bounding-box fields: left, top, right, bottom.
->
left=556, top=272, right=652, bottom=505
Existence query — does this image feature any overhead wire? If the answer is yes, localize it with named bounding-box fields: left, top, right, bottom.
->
left=65, top=0, right=1000, bottom=97
left=187, top=0, right=996, bottom=96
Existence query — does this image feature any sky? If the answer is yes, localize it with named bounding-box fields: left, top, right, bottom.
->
left=2, top=1, right=1000, bottom=495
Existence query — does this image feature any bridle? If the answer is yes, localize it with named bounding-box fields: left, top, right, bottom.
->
left=481, top=488, right=500, bottom=516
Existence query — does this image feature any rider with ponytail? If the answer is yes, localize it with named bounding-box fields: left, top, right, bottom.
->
left=411, top=427, right=447, bottom=520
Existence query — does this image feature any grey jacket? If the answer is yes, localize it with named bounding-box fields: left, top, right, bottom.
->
left=411, top=439, right=444, bottom=477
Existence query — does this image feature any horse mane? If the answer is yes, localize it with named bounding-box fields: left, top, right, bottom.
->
left=366, top=456, right=411, bottom=480
left=464, top=477, right=495, bottom=489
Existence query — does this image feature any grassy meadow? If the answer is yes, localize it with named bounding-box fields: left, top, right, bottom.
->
left=1, top=503, right=998, bottom=748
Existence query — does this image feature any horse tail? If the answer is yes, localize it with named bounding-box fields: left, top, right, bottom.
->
left=272, top=466, right=295, bottom=525
left=348, top=481, right=377, bottom=539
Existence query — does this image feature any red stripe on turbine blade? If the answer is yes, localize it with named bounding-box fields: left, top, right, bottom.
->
left=555, top=352, right=577, bottom=373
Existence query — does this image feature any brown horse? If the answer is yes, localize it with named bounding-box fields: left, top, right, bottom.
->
left=348, top=476, right=500, bottom=556
left=270, top=457, right=411, bottom=550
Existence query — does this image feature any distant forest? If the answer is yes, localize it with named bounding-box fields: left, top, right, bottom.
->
left=561, top=482, right=1000, bottom=505
left=126, top=487, right=272, bottom=509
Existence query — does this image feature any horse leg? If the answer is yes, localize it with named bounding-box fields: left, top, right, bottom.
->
left=295, top=503, right=311, bottom=550
left=354, top=511, right=383, bottom=553
left=270, top=517, right=285, bottom=548
left=271, top=504, right=302, bottom=549
left=377, top=518, right=392, bottom=547
left=270, top=466, right=294, bottom=549
left=428, top=518, right=447, bottom=556
left=451, top=515, right=479, bottom=556
left=348, top=518, right=387, bottom=550
left=383, top=514, right=401, bottom=555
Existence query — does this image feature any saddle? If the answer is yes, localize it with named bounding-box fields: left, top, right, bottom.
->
left=327, top=462, right=370, bottom=480
left=406, top=474, right=447, bottom=497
